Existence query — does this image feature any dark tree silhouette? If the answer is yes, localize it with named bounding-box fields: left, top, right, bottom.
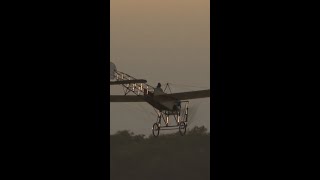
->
left=110, top=126, right=210, bottom=180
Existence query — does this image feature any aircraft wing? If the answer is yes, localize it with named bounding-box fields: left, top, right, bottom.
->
left=110, top=79, right=147, bottom=85
left=110, top=95, right=146, bottom=102
left=158, top=89, right=210, bottom=100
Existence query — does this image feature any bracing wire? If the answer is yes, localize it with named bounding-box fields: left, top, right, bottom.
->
left=167, top=82, right=209, bottom=90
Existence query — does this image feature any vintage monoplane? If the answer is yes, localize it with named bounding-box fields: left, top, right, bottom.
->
left=110, top=62, right=210, bottom=137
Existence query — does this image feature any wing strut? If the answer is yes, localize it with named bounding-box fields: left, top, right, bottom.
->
left=112, top=70, right=155, bottom=97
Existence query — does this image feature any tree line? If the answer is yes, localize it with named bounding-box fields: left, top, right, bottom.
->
left=110, top=126, right=210, bottom=180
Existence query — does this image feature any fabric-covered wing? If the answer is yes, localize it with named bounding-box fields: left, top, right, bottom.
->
left=159, top=89, right=210, bottom=100
left=110, top=79, right=147, bottom=85
left=110, top=95, right=146, bottom=102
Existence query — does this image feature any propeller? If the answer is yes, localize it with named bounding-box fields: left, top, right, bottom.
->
left=110, top=62, right=117, bottom=80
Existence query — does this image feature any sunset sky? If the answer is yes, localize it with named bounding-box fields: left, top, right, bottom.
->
left=110, top=0, right=210, bottom=135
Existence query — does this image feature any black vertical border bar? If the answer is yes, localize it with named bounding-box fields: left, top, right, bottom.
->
left=211, top=0, right=226, bottom=179
left=95, top=0, right=110, bottom=179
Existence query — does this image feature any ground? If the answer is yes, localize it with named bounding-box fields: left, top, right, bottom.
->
left=110, top=126, right=210, bottom=180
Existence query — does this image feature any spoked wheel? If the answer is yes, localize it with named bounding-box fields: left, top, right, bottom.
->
left=152, top=123, right=160, bottom=137
left=179, top=122, right=187, bottom=136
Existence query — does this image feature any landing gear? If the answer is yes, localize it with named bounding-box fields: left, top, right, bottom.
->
left=179, top=122, right=187, bottom=136
left=152, top=123, right=160, bottom=137
left=151, top=101, right=189, bottom=137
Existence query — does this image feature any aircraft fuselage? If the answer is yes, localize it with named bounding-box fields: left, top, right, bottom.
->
left=143, top=92, right=181, bottom=112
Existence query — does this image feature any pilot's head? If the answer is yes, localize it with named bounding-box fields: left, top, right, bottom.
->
left=157, top=83, right=161, bottom=88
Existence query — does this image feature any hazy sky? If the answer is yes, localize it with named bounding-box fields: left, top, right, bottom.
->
left=110, top=0, right=210, bottom=135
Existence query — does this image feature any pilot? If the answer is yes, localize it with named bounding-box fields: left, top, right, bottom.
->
left=153, top=83, right=164, bottom=95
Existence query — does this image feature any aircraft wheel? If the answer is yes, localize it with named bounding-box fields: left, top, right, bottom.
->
left=179, top=122, right=186, bottom=136
left=152, top=123, right=160, bottom=137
